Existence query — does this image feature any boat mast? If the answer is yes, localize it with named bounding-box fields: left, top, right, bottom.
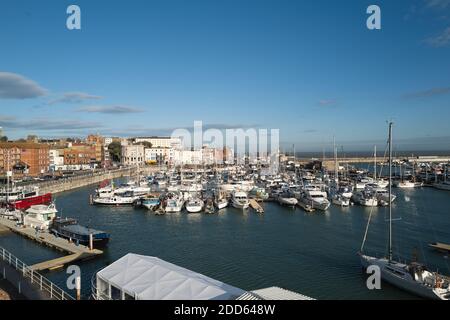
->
left=388, top=122, right=393, bottom=262
left=333, top=137, right=338, bottom=184
left=374, top=145, right=377, bottom=181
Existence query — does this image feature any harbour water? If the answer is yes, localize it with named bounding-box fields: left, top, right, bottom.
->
left=0, top=180, right=449, bottom=300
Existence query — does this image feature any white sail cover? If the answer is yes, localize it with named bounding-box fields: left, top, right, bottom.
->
left=97, top=253, right=246, bottom=300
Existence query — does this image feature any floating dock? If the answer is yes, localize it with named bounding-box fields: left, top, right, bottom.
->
left=249, top=199, right=264, bottom=214
left=429, top=242, right=450, bottom=253
left=0, top=217, right=103, bottom=271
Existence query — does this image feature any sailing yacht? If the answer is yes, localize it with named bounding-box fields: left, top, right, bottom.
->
left=359, top=122, right=450, bottom=300
left=214, top=191, right=228, bottom=210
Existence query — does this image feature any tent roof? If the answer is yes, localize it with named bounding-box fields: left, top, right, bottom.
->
left=97, top=253, right=246, bottom=300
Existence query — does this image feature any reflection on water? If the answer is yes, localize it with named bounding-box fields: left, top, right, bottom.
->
left=0, top=182, right=449, bottom=300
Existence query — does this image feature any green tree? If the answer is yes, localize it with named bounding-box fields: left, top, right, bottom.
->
left=0, top=136, right=7, bottom=142
left=108, top=141, right=122, bottom=163
left=137, top=141, right=153, bottom=149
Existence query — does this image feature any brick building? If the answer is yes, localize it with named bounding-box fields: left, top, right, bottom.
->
left=0, top=142, right=49, bottom=176
left=63, top=144, right=97, bottom=166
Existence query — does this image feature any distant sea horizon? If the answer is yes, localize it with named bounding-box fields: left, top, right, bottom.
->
left=290, top=150, right=450, bottom=159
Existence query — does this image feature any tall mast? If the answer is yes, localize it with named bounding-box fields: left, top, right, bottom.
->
left=374, top=145, right=377, bottom=180
left=333, top=137, right=338, bottom=184
left=388, top=122, right=393, bottom=262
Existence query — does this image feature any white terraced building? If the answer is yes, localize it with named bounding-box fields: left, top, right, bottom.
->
left=134, top=137, right=182, bottom=149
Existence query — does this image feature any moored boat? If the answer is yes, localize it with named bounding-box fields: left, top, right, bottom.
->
left=231, top=191, right=250, bottom=209
left=23, top=204, right=58, bottom=230
left=51, top=217, right=110, bottom=248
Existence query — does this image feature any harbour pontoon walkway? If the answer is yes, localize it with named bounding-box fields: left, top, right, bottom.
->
left=429, top=242, right=450, bottom=253
left=0, top=217, right=103, bottom=271
left=249, top=199, right=264, bottom=214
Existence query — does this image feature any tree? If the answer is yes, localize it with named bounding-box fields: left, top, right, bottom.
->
left=0, top=136, right=7, bottom=142
left=108, top=141, right=122, bottom=163
left=137, top=141, right=153, bottom=149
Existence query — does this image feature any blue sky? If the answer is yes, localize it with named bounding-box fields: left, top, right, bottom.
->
left=0, top=0, right=449, bottom=151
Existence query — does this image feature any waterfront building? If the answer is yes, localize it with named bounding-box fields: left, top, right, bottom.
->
left=63, top=144, right=97, bottom=167
left=144, top=147, right=174, bottom=165
left=173, top=149, right=203, bottom=165
left=48, top=149, right=65, bottom=171
left=0, top=145, right=21, bottom=174
left=0, top=142, right=50, bottom=176
left=121, top=144, right=145, bottom=166
left=133, top=136, right=182, bottom=150
left=86, top=134, right=105, bottom=165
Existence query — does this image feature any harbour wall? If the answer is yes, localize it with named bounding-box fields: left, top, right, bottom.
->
left=37, top=166, right=164, bottom=195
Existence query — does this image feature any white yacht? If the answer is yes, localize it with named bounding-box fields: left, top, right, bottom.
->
left=394, top=180, right=423, bottom=188
left=93, top=192, right=139, bottom=205
left=214, top=191, right=228, bottom=210
left=96, top=182, right=150, bottom=198
left=185, top=197, right=204, bottom=213
left=0, top=186, right=40, bottom=202
left=352, top=190, right=378, bottom=207
left=164, top=193, right=185, bottom=213
left=365, top=184, right=396, bottom=203
left=331, top=194, right=350, bottom=207
left=23, top=204, right=57, bottom=230
left=303, top=186, right=330, bottom=211
left=277, top=192, right=298, bottom=207
left=231, top=191, right=250, bottom=209
left=360, top=122, right=450, bottom=300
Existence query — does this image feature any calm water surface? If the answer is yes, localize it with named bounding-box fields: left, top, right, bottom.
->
left=1, top=180, right=449, bottom=300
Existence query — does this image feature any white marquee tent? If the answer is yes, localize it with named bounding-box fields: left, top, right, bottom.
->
left=95, top=253, right=247, bottom=300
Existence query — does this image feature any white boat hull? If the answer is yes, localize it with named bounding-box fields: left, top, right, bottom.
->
left=360, top=254, right=449, bottom=300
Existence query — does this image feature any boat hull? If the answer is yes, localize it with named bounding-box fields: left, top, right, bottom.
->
left=359, top=254, right=447, bottom=300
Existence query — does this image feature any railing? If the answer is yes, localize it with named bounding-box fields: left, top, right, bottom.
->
left=0, top=246, right=75, bottom=300
left=90, top=272, right=112, bottom=300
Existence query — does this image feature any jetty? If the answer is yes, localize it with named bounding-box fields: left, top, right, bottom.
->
left=249, top=199, right=264, bottom=214
left=429, top=242, right=450, bottom=254
left=0, top=217, right=102, bottom=272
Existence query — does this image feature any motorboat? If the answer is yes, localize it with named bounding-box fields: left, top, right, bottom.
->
left=23, top=204, right=57, bottom=230
left=277, top=192, right=298, bottom=207
left=163, top=192, right=184, bottom=213
left=141, top=196, right=161, bottom=211
left=185, top=197, right=204, bottom=213
left=352, top=190, right=378, bottom=207
left=331, top=194, right=350, bottom=207
left=249, top=187, right=269, bottom=201
left=231, top=191, right=250, bottom=209
left=92, top=192, right=139, bottom=205
left=302, top=186, right=330, bottom=211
